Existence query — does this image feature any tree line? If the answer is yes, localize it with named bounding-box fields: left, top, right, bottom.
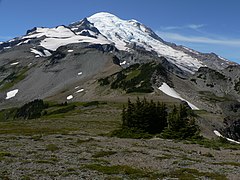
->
left=114, top=98, right=199, bottom=139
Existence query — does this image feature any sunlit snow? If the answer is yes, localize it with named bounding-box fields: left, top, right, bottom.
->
left=31, top=48, right=44, bottom=57
left=78, top=72, right=83, bottom=76
left=158, top=83, right=199, bottom=110
left=67, top=95, right=73, bottom=100
left=88, top=12, right=204, bottom=73
left=214, top=130, right=240, bottom=144
left=43, top=50, right=52, bottom=56
left=120, top=61, right=127, bottom=66
left=10, top=62, right=19, bottom=66
left=6, top=89, right=19, bottom=100
left=68, top=49, right=74, bottom=52
left=22, top=25, right=110, bottom=51
left=76, top=89, right=84, bottom=93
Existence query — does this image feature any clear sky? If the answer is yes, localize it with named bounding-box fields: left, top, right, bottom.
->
left=0, top=0, right=240, bottom=63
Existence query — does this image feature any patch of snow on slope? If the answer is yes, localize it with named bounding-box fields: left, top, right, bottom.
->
left=23, top=26, right=75, bottom=39
left=76, top=89, right=84, bottom=93
left=23, top=25, right=110, bottom=51
left=16, top=39, right=31, bottom=46
left=120, top=61, right=127, bottom=66
left=40, top=35, right=109, bottom=51
left=10, top=62, right=19, bottom=66
left=182, top=47, right=199, bottom=55
left=88, top=12, right=203, bottom=73
left=43, top=50, right=52, bottom=57
left=67, top=95, right=73, bottom=100
left=68, top=49, right=74, bottom=52
left=31, top=48, right=44, bottom=57
left=218, top=55, right=228, bottom=61
left=78, top=72, right=83, bottom=76
left=214, top=130, right=240, bottom=144
left=6, top=89, right=19, bottom=100
left=158, top=83, right=199, bottom=110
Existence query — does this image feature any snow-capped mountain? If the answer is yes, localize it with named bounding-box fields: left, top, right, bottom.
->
left=0, top=12, right=237, bottom=75
left=0, top=12, right=240, bottom=142
left=87, top=12, right=204, bottom=73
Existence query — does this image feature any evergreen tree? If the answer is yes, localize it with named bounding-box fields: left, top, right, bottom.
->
left=121, top=97, right=168, bottom=134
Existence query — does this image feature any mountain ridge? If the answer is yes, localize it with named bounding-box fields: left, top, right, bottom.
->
left=0, top=12, right=238, bottom=72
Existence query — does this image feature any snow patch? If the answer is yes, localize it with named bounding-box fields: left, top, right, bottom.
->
left=6, top=89, right=19, bottom=100
left=68, top=49, right=74, bottom=52
left=43, top=50, right=52, bottom=57
left=218, top=55, right=228, bottom=61
left=75, top=86, right=80, bottom=89
left=183, top=47, right=199, bottom=55
left=120, top=61, right=127, bottom=65
left=16, top=39, right=31, bottom=46
left=78, top=72, right=83, bottom=76
left=67, top=95, right=73, bottom=100
left=10, top=62, right=19, bottom=66
left=213, top=130, right=240, bottom=144
left=76, top=89, right=84, bottom=93
left=158, top=83, right=199, bottom=110
left=31, top=48, right=44, bottom=57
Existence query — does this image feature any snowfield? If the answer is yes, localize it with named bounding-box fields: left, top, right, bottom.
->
left=6, top=89, right=19, bottom=100
left=21, top=25, right=110, bottom=51
left=88, top=12, right=204, bottom=73
left=158, top=83, right=199, bottom=110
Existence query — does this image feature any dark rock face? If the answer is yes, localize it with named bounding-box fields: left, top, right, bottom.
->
left=222, top=118, right=240, bottom=141
left=69, top=18, right=100, bottom=35
left=219, top=101, right=240, bottom=141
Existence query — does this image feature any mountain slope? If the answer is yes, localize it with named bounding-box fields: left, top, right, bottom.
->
left=0, top=12, right=240, bottom=141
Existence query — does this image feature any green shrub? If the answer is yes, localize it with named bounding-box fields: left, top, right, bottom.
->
left=161, top=105, right=199, bottom=140
left=100, top=62, right=168, bottom=94
left=122, top=98, right=168, bottom=134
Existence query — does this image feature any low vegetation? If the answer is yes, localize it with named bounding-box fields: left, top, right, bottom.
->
left=0, top=67, right=29, bottom=91
left=82, top=164, right=157, bottom=178
left=0, top=100, right=103, bottom=121
left=98, top=62, right=169, bottom=93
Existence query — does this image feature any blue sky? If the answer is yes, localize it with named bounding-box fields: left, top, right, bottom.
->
left=0, top=0, right=240, bottom=63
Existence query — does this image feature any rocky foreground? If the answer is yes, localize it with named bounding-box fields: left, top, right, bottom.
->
left=0, top=132, right=239, bottom=180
